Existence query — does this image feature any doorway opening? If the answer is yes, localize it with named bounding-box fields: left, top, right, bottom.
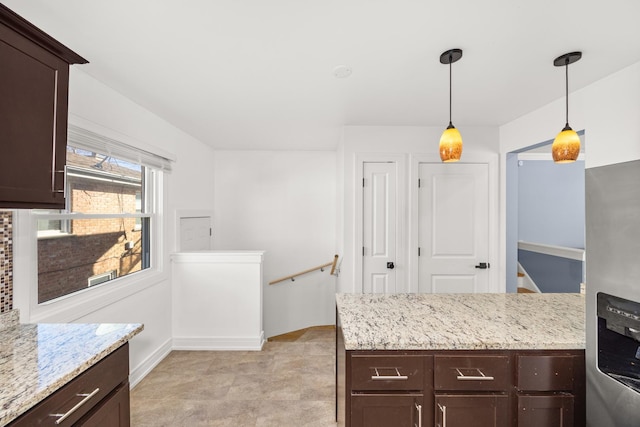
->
left=505, top=133, right=585, bottom=293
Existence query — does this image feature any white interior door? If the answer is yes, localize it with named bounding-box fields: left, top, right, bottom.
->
left=362, top=162, right=397, bottom=293
left=418, top=163, right=490, bottom=293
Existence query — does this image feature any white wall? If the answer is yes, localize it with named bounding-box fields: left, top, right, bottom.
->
left=13, top=67, right=217, bottom=385
left=338, top=125, right=501, bottom=294
left=172, top=251, right=265, bottom=350
left=212, top=151, right=337, bottom=338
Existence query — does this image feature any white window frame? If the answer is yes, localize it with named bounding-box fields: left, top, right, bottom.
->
left=12, top=124, right=172, bottom=323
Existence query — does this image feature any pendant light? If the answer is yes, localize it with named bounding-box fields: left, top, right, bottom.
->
left=552, top=51, right=582, bottom=163
left=439, top=48, right=463, bottom=162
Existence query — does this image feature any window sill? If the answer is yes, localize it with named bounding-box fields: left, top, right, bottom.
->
left=27, top=267, right=168, bottom=323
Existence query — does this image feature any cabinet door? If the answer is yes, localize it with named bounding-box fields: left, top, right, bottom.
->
left=435, top=394, right=508, bottom=427
left=351, top=394, right=423, bottom=427
left=0, top=19, right=69, bottom=208
left=517, top=394, right=573, bottom=427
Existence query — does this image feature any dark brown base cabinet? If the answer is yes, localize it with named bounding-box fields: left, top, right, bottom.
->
left=337, top=334, right=584, bottom=427
left=9, top=344, right=131, bottom=427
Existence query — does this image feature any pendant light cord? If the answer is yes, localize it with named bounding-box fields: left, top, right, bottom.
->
left=449, top=55, right=453, bottom=127
left=565, top=61, right=569, bottom=127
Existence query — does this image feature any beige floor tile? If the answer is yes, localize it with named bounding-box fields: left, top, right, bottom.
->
left=131, top=328, right=336, bottom=426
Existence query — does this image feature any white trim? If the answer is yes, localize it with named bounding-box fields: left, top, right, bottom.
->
left=129, top=338, right=173, bottom=388
left=518, top=240, right=585, bottom=261
left=172, top=332, right=265, bottom=351
left=517, top=152, right=586, bottom=161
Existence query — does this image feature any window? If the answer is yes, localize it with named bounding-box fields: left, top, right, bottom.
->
left=33, top=126, right=170, bottom=304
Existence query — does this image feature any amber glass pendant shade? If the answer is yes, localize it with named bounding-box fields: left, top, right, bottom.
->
left=440, top=125, right=463, bottom=162
left=552, top=126, right=580, bottom=163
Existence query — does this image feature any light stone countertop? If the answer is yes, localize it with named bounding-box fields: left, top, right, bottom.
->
left=0, top=319, right=143, bottom=426
left=336, top=293, right=585, bottom=351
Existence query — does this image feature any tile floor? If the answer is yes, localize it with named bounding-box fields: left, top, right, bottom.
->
left=130, top=328, right=337, bottom=426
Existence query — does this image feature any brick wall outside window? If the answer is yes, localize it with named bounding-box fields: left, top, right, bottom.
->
left=37, top=178, right=142, bottom=303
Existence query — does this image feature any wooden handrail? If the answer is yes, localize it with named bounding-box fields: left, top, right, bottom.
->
left=329, top=254, right=338, bottom=275
left=269, top=254, right=339, bottom=285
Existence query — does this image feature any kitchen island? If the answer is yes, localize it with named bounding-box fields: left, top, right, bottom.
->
left=336, top=293, right=585, bottom=427
left=0, top=311, right=143, bottom=426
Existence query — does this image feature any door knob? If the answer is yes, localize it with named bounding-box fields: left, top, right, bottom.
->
left=387, top=262, right=395, bottom=270
left=475, top=262, right=489, bottom=269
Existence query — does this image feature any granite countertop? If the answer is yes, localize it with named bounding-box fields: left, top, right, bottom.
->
left=0, top=311, right=143, bottom=426
left=336, top=293, right=585, bottom=351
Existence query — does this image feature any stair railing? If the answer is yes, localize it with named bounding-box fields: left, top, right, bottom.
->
left=269, top=254, right=339, bottom=285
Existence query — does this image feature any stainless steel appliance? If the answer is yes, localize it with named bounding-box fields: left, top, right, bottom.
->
left=586, top=159, right=640, bottom=426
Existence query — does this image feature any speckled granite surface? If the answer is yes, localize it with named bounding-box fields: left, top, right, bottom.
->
left=0, top=322, right=143, bottom=426
left=0, top=310, right=18, bottom=331
left=336, top=293, right=585, bottom=351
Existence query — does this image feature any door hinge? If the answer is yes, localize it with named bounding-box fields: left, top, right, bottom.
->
left=418, top=247, right=421, bottom=256
left=362, top=178, right=365, bottom=187
left=418, top=178, right=421, bottom=188
left=362, top=246, right=365, bottom=256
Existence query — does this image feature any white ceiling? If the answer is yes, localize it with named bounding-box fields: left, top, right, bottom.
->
left=5, top=0, right=640, bottom=150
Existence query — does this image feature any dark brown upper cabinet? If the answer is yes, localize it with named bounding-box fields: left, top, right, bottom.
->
left=0, top=4, right=87, bottom=209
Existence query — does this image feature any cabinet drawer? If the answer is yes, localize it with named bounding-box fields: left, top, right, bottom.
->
left=10, top=344, right=129, bottom=427
left=517, top=355, right=574, bottom=391
left=351, top=394, right=424, bottom=427
left=350, top=355, right=424, bottom=391
left=434, top=355, right=510, bottom=391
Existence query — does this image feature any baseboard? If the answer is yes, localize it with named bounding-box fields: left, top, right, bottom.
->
left=172, top=331, right=265, bottom=351
left=129, top=337, right=172, bottom=388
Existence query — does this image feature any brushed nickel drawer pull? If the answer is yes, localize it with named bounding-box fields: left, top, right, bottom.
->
left=371, top=367, right=409, bottom=380
left=50, top=387, right=100, bottom=424
left=415, top=402, right=422, bottom=427
left=455, top=368, right=494, bottom=381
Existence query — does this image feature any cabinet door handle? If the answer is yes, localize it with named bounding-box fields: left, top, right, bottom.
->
left=50, top=387, right=100, bottom=424
left=414, top=402, right=422, bottom=427
left=455, top=368, right=494, bottom=381
left=438, top=403, right=447, bottom=427
left=371, top=367, right=408, bottom=380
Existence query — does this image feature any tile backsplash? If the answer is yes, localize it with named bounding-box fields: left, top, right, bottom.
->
left=1, top=211, right=13, bottom=313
